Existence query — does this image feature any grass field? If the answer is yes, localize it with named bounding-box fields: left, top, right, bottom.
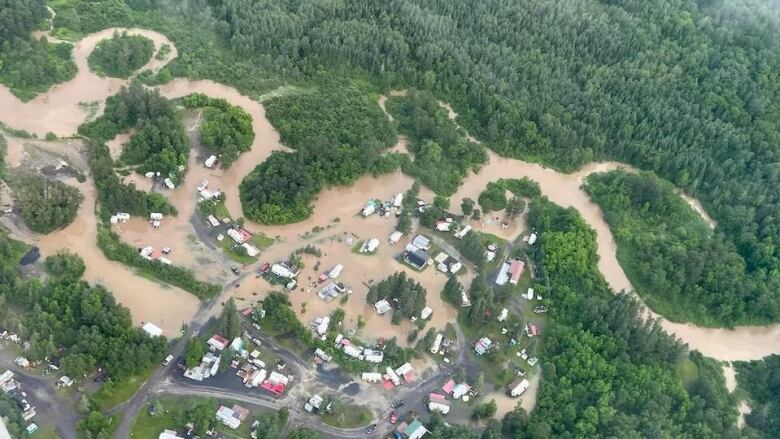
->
left=92, top=365, right=156, bottom=410
left=319, top=400, right=373, bottom=428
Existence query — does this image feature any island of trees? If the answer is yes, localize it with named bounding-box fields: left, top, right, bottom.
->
left=10, top=174, right=83, bottom=234
left=181, top=93, right=255, bottom=168
left=87, top=31, right=154, bottom=78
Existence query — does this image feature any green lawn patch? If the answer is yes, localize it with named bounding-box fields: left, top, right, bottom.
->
left=92, top=365, right=156, bottom=411
left=319, top=400, right=373, bottom=428
left=219, top=238, right=257, bottom=264
left=249, top=233, right=274, bottom=249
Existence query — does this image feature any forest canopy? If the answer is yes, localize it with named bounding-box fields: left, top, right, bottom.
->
left=585, top=171, right=780, bottom=326
left=10, top=174, right=83, bottom=234
left=240, top=80, right=398, bottom=224
left=181, top=93, right=255, bottom=168
left=365, top=272, right=427, bottom=324
left=734, top=355, right=780, bottom=437
left=87, top=31, right=154, bottom=78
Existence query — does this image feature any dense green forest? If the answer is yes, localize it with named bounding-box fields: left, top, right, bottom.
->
left=80, top=81, right=188, bottom=183
left=181, top=93, right=255, bottom=168
left=240, top=80, right=399, bottom=223
left=87, top=31, right=154, bottom=78
left=0, top=252, right=168, bottom=380
left=502, top=198, right=740, bottom=437
left=0, top=392, right=25, bottom=437
left=365, top=272, right=427, bottom=324
left=386, top=89, right=486, bottom=195
left=9, top=174, right=83, bottom=234
left=586, top=171, right=779, bottom=326
left=735, top=355, right=780, bottom=437
left=0, top=0, right=77, bottom=100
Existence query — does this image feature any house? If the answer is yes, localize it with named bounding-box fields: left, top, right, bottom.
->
left=159, top=429, right=184, bottom=439
left=314, top=349, right=332, bottom=363
left=428, top=393, right=451, bottom=414
left=374, top=299, right=392, bottom=315
left=442, top=379, right=456, bottom=395
left=362, top=372, right=382, bottom=383
left=474, top=337, right=493, bottom=355
left=392, top=193, right=404, bottom=208
left=509, top=260, right=525, bottom=285
left=420, top=307, right=433, bottom=320
left=227, top=227, right=252, bottom=244
left=412, top=235, right=431, bottom=250
left=525, top=323, right=539, bottom=337
left=454, top=225, right=472, bottom=239
left=362, top=200, right=377, bottom=216
left=388, top=230, right=404, bottom=244
left=318, top=283, right=345, bottom=302
left=403, top=420, right=429, bottom=439
left=495, top=263, right=511, bottom=285
left=271, top=263, right=298, bottom=278
left=150, top=213, right=164, bottom=221
left=396, top=363, right=414, bottom=383
left=230, top=337, right=244, bottom=352
left=116, top=212, right=130, bottom=222
left=497, top=308, right=509, bottom=322
left=430, top=333, right=443, bottom=354
left=328, top=264, right=343, bottom=279
left=484, top=250, right=496, bottom=262
left=343, top=344, right=362, bottom=358
left=452, top=383, right=471, bottom=399
left=360, top=238, right=380, bottom=253
left=363, top=349, right=384, bottom=364
left=312, top=316, right=330, bottom=336
left=241, top=243, right=260, bottom=257
left=460, top=290, right=471, bottom=307
left=208, top=335, right=229, bottom=351
left=142, top=322, right=163, bottom=338
left=404, top=249, right=430, bottom=270
left=305, top=395, right=324, bottom=412
left=528, top=232, right=538, bottom=245
left=435, top=219, right=452, bottom=232
left=526, top=288, right=534, bottom=300
left=207, top=215, right=220, bottom=227
left=216, top=405, right=242, bottom=429
left=204, top=155, right=217, bottom=168
left=508, top=377, right=530, bottom=397
left=14, top=357, right=29, bottom=368
left=385, top=367, right=401, bottom=386
left=57, top=376, right=73, bottom=388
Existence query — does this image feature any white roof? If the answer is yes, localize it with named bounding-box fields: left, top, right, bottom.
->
left=428, top=401, right=450, bottom=414
left=142, top=322, right=163, bottom=337
left=365, top=238, right=380, bottom=252
left=395, top=362, right=413, bottom=376
left=420, top=307, right=433, bottom=320
left=374, top=299, right=392, bottom=315
left=159, top=429, right=184, bottom=439
left=412, top=235, right=431, bottom=249
left=241, top=243, right=259, bottom=257
left=328, top=264, right=343, bottom=278
left=389, top=231, right=404, bottom=243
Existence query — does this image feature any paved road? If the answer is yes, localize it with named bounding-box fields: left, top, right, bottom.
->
left=113, top=273, right=249, bottom=438
left=0, top=352, right=79, bottom=439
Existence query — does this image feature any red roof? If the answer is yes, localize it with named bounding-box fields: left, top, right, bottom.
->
left=241, top=307, right=253, bottom=316
left=442, top=379, right=455, bottom=394
left=404, top=371, right=415, bottom=383
left=529, top=324, right=539, bottom=336
left=509, top=260, right=525, bottom=283
left=238, top=228, right=253, bottom=241
left=261, top=381, right=286, bottom=395
left=209, top=334, right=229, bottom=347
left=382, top=379, right=396, bottom=390
left=429, top=393, right=447, bottom=403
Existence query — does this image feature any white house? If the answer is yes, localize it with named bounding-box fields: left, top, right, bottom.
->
left=362, top=372, right=382, bottom=383
left=412, top=235, right=431, bottom=250
left=204, top=155, right=217, bottom=168
left=454, top=225, right=472, bottom=239
left=430, top=333, right=443, bottom=354
left=142, top=322, right=163, bottom=338
left=508, top=377, right=530, bottom=397
left=271, top=263, right=298, bottom=278
left=374, top=299, right=392, bottom=315
left=363, top=349, right=384, bottom=363
left=361, top=238, right=379, bottom=253
left=528, top=232, right=538, bottom=245
left=328, top=264, right=343, bottom=279
left=420, top=306, right=433, bottom=320
left=159, top=429, right=184, bottom=439
left=392, top=193, right=403, bottom=208
left=385, top=367, right=401, bottom=386
left=388, top=231, right=404, bottom=244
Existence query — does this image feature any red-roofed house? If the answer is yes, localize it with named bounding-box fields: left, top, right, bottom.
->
left=442, top=379, right=455, bottom=395
left=509, top=260, right=525, bottom=285
left=208, top=335, right=229, bottom=351
left=261, top=381, right=286, bottom=395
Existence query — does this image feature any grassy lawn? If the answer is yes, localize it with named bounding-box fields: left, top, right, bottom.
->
left=219, top=238, right=258, bottom=264
left=132, top=396, right=284, bottom=438
left=351, top=240, right=377, bottom=255
left=319, top=400, right=373, bottom=428
left=250, top=233, right=274, bottom=249
left=92, top=365, right=156, bottom=411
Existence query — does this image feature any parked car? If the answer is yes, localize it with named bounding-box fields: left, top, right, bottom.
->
left=365, top=424, right=377, bottom=434
left=162, top=355, right=174, bottom=366
left=391, top=399, right=405, bottom=409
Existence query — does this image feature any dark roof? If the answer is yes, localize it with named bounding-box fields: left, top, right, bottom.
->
left=405, top=250, right=429, bottom=268
left=20, top=247, right=40, bottom=266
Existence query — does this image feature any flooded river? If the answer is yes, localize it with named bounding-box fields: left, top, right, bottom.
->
left=0, top=27, right=778, bottom=363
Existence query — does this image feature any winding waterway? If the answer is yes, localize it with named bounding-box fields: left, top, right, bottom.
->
left=0, top=28, right=777, bottom=363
